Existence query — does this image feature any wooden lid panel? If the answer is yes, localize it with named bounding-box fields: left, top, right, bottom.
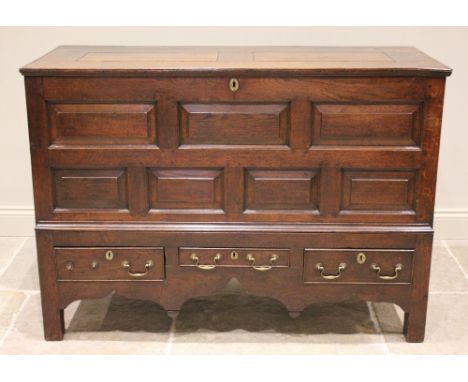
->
left=20, top=46, right=452, bottom=77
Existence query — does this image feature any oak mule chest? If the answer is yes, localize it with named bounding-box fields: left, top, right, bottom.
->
left=20, top=46, right=451, bottom=342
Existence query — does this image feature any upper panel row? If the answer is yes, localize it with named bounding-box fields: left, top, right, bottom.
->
left=48, top=100, right=422, bottom=148
left=39, top=76, right=441, bottom=150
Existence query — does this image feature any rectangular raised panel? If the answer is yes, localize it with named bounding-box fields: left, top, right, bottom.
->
left=149, top=168, right=224, bottom=210
left=245, top=169, right=320, bottom=211
left=312, top=103, right=421, bottom=146
left=179, top=103, right=290, bottom=146
left=303, top=249, right=414, bottom=284
left=341, top=170, right=416, bottom=212
left=56, top=247, right=165, bottom=281
left=254, top=51, right=393, bottom=62
left=79, top=50, right=219, bottom=62
left=49, top=103, right=157, bottom=145
left=53, top=169, right=128, bottom=210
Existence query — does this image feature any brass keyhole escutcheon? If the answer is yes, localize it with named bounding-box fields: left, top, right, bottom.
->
left=105, top=250, right=114, bottom=261
left=229, top=78, right=239, bottom=92
left=356, top=252, right=366, bottom=265
left=230, top=251, right=239, bottom=260
left=65, top=261, right=74, bottom=271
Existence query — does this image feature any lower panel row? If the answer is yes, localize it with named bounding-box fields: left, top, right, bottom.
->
left=51, top=166, right=419, bottom=220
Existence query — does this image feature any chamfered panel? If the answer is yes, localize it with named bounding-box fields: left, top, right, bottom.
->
left=179, top=103, right=290, bottom=146
left=148, top=168, right=224, bottom=211
left=48, top=103, right=157, bottom=145
left=341, top=169, right=417, bottom=212
left=53, top=169, right=128, bottom=210
left=312, top=103, right=422, bottom=146
left=245, top=169, right=320, bottom=212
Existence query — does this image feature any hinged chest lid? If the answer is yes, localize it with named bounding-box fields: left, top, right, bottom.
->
left=20, top=46, right=452, bottom=77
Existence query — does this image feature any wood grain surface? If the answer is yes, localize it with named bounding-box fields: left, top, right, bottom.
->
left=21, top=46, right=451, bottom=343
left=20, top=46, right=452, bottom=77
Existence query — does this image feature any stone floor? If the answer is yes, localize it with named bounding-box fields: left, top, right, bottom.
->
left=0, top=237, right=467, bottom=354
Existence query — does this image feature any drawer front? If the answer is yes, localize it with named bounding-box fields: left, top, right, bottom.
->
left=179, top=247, right=290, bottom=270
left=303, top=249, right=414, bottom=284
left=179, top=103, right=290, bottom=146
left=55, top=247, right=165, bottom=281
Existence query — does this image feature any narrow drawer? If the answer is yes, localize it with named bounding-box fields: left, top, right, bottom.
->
left=179, top=247, right=290, bottom=270
left=303, top=249, right=414, bottom=284
left=55, top=247, right=165, bottom=281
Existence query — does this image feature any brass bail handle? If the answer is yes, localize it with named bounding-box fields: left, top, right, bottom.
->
left=246, top=253, right=279, bottom=271
left=316, top=262, right=347, bottom=280
left=121, top=260, right=154, bottom=278
left=371, top=263, right=403, bottom=280
left=190, top=252, right=222, bottom=270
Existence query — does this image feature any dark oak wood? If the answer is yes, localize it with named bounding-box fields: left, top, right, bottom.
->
left=148, top=168, right=224, bottom=211
left=21, top=46, right=451, bottom=343
left=303, top=249, right=414, bottom=284
left=53, top=169, right=128, bottom=210
left=245, top=169, right=320, bottom=212
left=341, top=170, right=416, bottom=212
left=20, top=46, right=451, bottom=77
left=48, top=103, right=157, bottom=146
left=179, top=103, right=290, bottom=146
left=178, top=247, right=290, bottom=268
left=55, top=247, right=165, bottom=281
left=312, top=103, right=422, bottom=146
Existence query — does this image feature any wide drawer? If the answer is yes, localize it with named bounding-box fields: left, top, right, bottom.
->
left=303, top=248, right=414, bottom=284
left=179, top=247, right=290, bottom=271
left=55, top=247, right=165, bottom=281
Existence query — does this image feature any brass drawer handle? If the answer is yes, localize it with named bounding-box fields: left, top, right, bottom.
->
left=246, top=253, right=279, bottom=271
left=371, top=263, right=403, bottom=280
left=121, top=260, right=154, bottom=278
left=190, top=252, right=222, bottom=270
left=316, top=262, right=347, bottom=280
